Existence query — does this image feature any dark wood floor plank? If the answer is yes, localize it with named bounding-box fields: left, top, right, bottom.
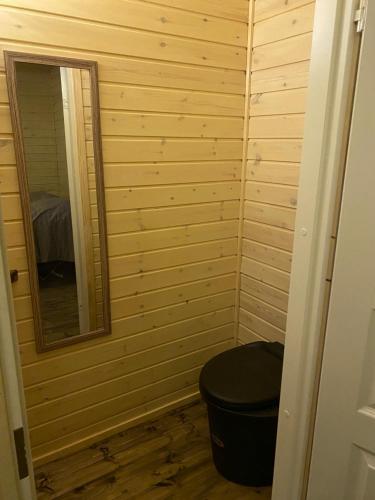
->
left=35, top=401, right=272, bottom=500
left=35, top=402, right=205, bottom=497
left=62, top=422, right=209, bottom=499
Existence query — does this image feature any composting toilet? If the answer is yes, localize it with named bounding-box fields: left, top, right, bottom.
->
left=199, top=341, right=284, bottom=486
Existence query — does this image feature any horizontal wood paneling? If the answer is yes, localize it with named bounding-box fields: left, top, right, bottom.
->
left=1, top=0, right=317, bottom=458
left=103, top=182, right=240, bottom=211
left=0, top=0, right=247, bottom=462
left=110, top=274, right=236, bottom=319
left=249, top=88, right=307, bottom=117
left=146, top=0, right=249, bottom=22
left=95, top=161, right=241, bottom=187
left=240, top=291, right=286, bottom=330
left=0, top=9, right=246, bottom=69
left=242, top=238, right=292, bottom=272
left=245, top=182, right=298, bottom=208
left=109, top=238, right=237, bottom=276
left=9, top=271, right=29, bottom=297
left=244, top=202, right=295, bottom=230
left=246, top=161, right=299, bottom=185
left=2, top=0, right=248, bottom=47
left=241, top=256, right=290, bottom=292
left=100, top=139, right=242, bottom=163
left=241, top=274, right=289, bottom=311
left=97, top=111, right=244, bottom=138
left=247, top=139, right=303, bottom=162
left=242, top=220, right=294, bottom=252
left=252, top=32, right=313, bottom=71
left=16, top=64, right=68, bottom=196
left=109, top=256, right=237, bottom=299
left=31, top=384, right=201, bottom=464
left=27, top=346, right=225, bottom=429
left=90, top=84, right=245, bottom=117
left=0, top=166, right=20, bottom=191
left=254, top=0, right=313, bottom=22
left=20, top=289, right=235, bottom=347
left=238, top=323, right=265, bottom=344
left=21, top=308, right=235, bottom=368
left=253, top=2, right=315, bottom=47
left=108, top=220, right=238, bottom=256
left=6, top=246, right=27, bottom=271
left=26, top=326, right=233, bottom=450
left=250, top=61, right=310, bottom=94
left=105, top=201, right=239, bottom=233
left=239, top=0, right=315, bottom=345
left=0, top=137, right=16, bottom=164
left=0, top=43, right=246, bottom=94
left=3, top=221, right=25, bottom=247
left=249, top=115, right=305, bottom=139
left=239, top=308, right=285, bottom=343
left=25, top=340, right=231, bottom=411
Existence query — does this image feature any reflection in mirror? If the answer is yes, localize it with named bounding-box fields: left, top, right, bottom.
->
left=6, top=54, right=110, bottom=352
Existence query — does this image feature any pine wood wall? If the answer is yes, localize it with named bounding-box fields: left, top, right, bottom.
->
left=0, top=0, right=317, bottom=465
left=0, top=0, right=248, bottom=464
left=238, top=0, right=316, bottom=344
left=15, top=64, right=68, bottom=196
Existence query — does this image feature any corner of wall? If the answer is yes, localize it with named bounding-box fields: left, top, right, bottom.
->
left=234, top=0, right=255, bottom=346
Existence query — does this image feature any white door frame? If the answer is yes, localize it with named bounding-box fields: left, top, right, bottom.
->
left=272, top=0, right=364, bottom=499
left=307, top=0, right=375, bottom=493
left=0, top=201, right=35, bottom=499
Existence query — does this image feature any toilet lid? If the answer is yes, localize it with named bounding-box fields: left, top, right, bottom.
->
left=199, top=341, right=284, bottom=411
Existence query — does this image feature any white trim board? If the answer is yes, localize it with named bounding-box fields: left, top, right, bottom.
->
left=0, top=365, right=20, bottom=500
left=0, top=201, right=36, bottom=500
left=272, top=0, right=362, bottom=499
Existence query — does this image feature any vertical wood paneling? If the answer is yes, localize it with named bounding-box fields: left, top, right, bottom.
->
left=238, top=0, right=315, bottom=344
left=0, top=0, right=248, bottom=465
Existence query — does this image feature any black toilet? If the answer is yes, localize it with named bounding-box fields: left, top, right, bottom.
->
left=199, top=341, right=284, bottom=486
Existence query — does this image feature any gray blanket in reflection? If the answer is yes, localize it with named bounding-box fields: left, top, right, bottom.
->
left=30, top=192, right=75, bottom=263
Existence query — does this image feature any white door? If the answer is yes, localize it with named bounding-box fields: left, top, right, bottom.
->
left=307, top=3, right=375, bottom=499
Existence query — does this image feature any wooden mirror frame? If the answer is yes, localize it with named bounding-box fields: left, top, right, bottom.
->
left=4, top=51, right=111, bottom=352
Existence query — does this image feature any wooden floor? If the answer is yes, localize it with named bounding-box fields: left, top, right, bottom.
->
left=35, top=401, right=272, bottom=499
left=39, top=264, right=80, bottom=343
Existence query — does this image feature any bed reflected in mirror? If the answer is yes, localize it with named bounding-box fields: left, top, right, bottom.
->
left=5, top=53, right=110, bottom=352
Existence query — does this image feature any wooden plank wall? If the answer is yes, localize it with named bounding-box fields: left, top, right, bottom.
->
left=0, top=0, right=249, bottom=464
left=15, top=64, right=66, bottom=196
left=238, top=0, right=316, bottom=344
left=53, top=68, right=69, bottom=198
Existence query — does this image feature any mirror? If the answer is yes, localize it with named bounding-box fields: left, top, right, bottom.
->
left=5, top=52, right=110, bottom=352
